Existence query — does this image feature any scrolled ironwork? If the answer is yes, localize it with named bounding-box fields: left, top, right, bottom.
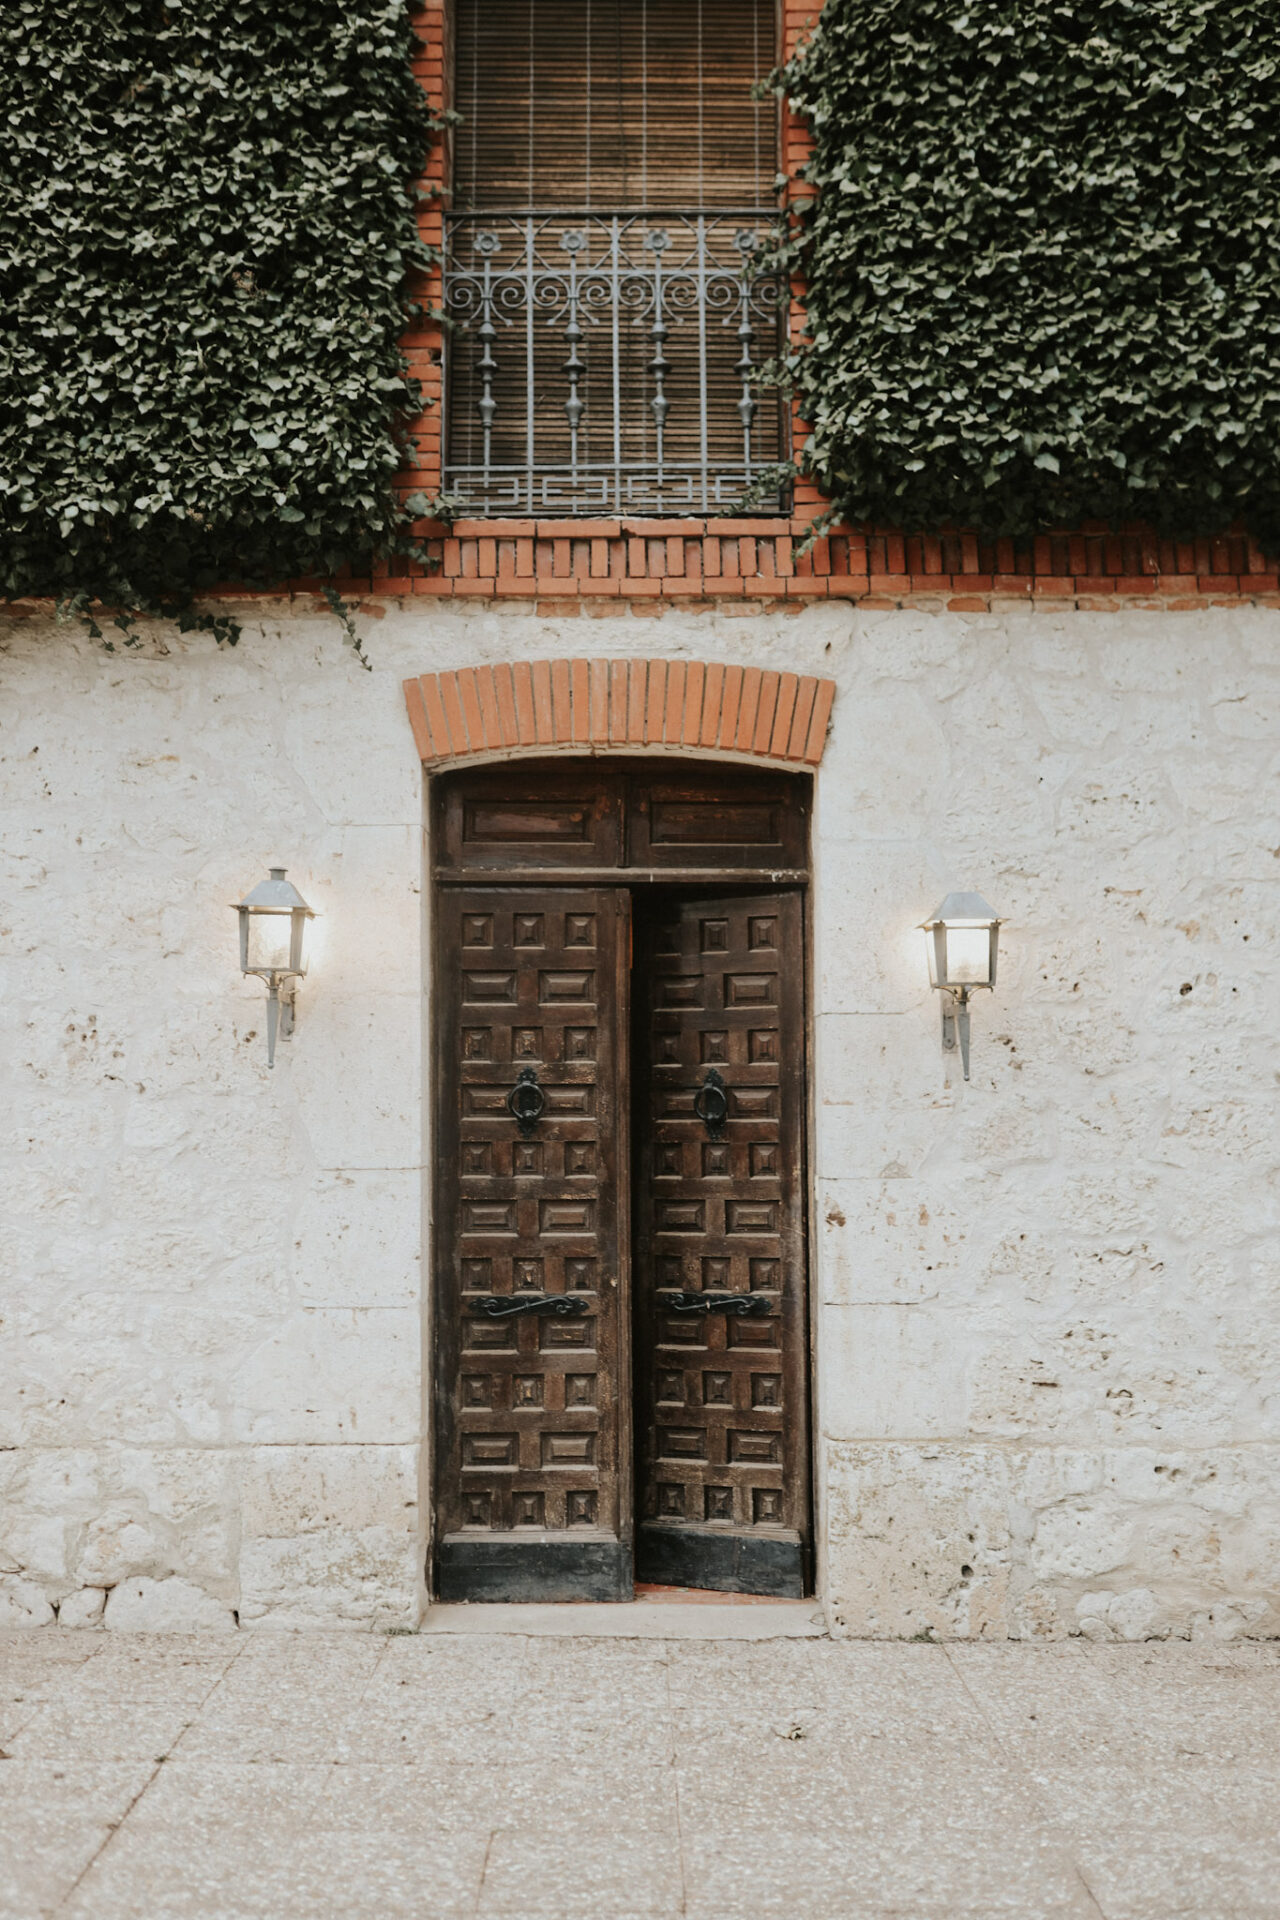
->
left=660, top=1290, right=772, bottom=1317
left=442, top=209, right=787, bottom=517
left=470, top=1293, right=591, bottom=1321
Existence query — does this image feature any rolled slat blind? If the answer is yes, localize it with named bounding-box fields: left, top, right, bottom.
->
left=452, top=0, right=777, bottom=210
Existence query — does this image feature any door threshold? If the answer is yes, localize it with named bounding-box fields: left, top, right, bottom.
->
left=420, top=1593, right=826, bottom=1639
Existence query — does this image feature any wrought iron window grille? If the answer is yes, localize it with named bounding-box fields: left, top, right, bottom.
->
left=443, top=209, right=788, bottom=519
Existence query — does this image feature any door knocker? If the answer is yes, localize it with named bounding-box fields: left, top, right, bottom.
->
left=692, top=1066, right=729, bottom=1141
left=506, top=1065, right=546, bottom=1136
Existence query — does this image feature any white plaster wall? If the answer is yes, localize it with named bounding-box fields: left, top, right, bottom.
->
left=1, top=599, right=1277, bottom=1637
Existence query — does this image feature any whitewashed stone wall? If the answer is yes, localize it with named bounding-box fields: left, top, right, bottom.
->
left=1, top=599, right=1277, bottom=1638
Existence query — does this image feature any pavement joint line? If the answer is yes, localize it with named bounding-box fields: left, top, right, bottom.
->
left=940, top=1643, right=1112, bottom=1920
left=50, top=1633, right=247, bottom=1915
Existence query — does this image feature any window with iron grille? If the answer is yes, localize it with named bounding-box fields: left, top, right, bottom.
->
left=445, top=0, right=787, bottom=518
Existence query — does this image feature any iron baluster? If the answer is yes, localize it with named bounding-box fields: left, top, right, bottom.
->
left=697, top=215, right=710, bottom=515
left=474, top=230, right=501, bottom=482
left=524, top=214, right=536, bottom=514
left=647, top=228, right=670, bottom=489
left=560, top=231, right=586, bottom=481
left=610, top=215, right=622, bottom=514
left=735, top=228, right=758, bottom=481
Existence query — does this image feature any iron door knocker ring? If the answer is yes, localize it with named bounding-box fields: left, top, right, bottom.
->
left=506, top=1065, right=546, bottom=1136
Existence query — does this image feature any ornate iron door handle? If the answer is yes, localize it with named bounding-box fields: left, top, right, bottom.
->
left=471, top=1294, right=589, bottom=1320
left=660, top=1290, right=770, bottom=1317
left=692, top=1067, right=729, bottom=1140
left=506, top=1065, right=546, bottom=1136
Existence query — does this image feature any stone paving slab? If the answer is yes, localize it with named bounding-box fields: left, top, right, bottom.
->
left=1, top=1632, right=1277, bottom=1919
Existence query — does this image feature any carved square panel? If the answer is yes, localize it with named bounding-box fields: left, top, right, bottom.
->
left=464, top=1319, right=516, bottom=1351
left=748, top=916, right=778, bottom=950
left=750, top=1143, right=779, bottom=1178
left=461, top=1258, right=493, bottom=1290
left=658, top=1256, right=685, bottom=1286
left=462, top=1492, right=492, bottom=1528
left=657, top=1483, right=685, bottom=1516
left=657, top=1143, right=683, bottom=1178
left=541, top=1316, right=593, bottom=1349
left=657, top=1370, right=685, bottom=1403
left=566, top=1490, right=598, bottom=1526
left=703, top=1371, right=732, bottom=1404
left=513, top=1027, right=544, bottom=1061
left=462, top=1200, right=517, bottom=1234
left=729, top=1430, right=781, bottom=1464
left=700, top=919, right=729, bottom=952
left=462, top=1374, right=492, bottom=1408
left=463, top=1028, right=492, bottom=1060
left=564, top=1257, right=597, bottom=1290
left=702, top=1143, right=730, bottom=1178
left=705, top=1487, right=734, bottom=1523
left=726, top=972, right=777, bottom=1008
left=564, top=913, right=596, bottom=947
left=700, top=1031, right=729, bottom=1063
left=749, top=1258, right=781, bottom=1290
left=542, top=1432, right=596, bottom=1466
left=462, top=1141, right=493, bottom=1177
left=539, top=969, right=595, bottom=1005
left=564, top=1027, right=596, bottom=1060
left=513, top=913, right=545, bottom=946
left=751, top=1373, right=782, bottom=1408
left=729, top=1086, right=777, bottom=1119
left=726, top=1200, right=778, bottom=1235
left=656, top=1200, right=705, bottom=1233
left=752, top=1488, right=784, bottom=1524
left=539, top=1198, right=596, bottom=1235
left=703, top=1257, right=731, bottom=1288
left=463, top=970, right=517, bottom=1003
left=565, top=1373, right=597, bottom=1407
left=513, top=1142, right=544, bottom=1176
left=462, top=1433, right=517, bottom=1466
left=462, top=914, right=494, bottom=947
left=658, top=1428, right=707, bottom=1460
left=513, top=1375, right=543, bottom=1408
left=726, top=1316, right=778, bottom=1349
left=660, top=1316, right=705, bottom=1345
left=513, top=1492, right=545, bottom=1526
left=658, top=976, right=701, bottom=1007
left=748, top=1028, right=778, bottom=1064
left=564, top=1142, right=595, bottom=1176
left=655, top=1032, right=681, bottom=1065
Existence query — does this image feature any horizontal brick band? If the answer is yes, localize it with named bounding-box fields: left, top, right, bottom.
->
left=402, top=658, right=835, bottom=768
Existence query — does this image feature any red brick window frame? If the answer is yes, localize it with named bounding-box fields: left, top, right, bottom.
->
left=403, top=658, right=835, bottom=768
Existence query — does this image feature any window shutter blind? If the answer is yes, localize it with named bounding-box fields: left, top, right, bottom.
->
left=452, top=0, right=776, bottom=210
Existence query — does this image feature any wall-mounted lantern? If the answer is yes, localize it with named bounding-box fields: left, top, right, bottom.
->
left=233, top=868, right=315, bottom=1068
left=921, top=891, right=1001, bottom=1082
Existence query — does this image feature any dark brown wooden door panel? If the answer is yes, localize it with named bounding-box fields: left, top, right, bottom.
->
left=633, top=890, right=810, bottom=1596
left=434, top=887, right=632, bottom=1601
left=432, top=763, right=811, bottom=1603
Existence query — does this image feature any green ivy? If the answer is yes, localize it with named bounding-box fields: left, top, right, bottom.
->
left=0, top=0, right=437, bottom=633
left=770, top=0, right=1280, bottom=542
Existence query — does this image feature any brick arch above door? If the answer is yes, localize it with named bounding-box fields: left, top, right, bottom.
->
left=402, top=658, right=835, bottom=769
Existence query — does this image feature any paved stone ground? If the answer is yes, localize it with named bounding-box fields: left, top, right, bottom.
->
left=1, top=1630, right=1277, bottom=1919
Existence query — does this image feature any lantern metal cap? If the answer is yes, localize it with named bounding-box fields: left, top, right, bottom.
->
left=922, top=891, right=1000, bottom=929
left=235, top=868, right=314, bottom=916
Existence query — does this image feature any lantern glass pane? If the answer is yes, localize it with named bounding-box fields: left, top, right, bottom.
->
left=290, top=910, right=309, bottom=976
left=944, top=925, right=991, bottom=986
left=246, top=910, right=294, bottom=975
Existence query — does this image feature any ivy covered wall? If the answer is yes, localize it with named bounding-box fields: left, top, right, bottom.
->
left=773, top=0, right=1280, bottom=543
left=0, top=0, right=434, bottom=620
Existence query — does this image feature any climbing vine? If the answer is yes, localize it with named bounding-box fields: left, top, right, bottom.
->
left=0, top=0, right=438, bottom=638
left=769, top=0, right=1280, bottom=542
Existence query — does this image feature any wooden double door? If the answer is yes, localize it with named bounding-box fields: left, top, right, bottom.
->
left=432, top=761, right=811, bottom=1602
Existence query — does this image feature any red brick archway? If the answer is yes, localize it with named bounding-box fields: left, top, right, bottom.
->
left=403, top=658, right=835, bottom=768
